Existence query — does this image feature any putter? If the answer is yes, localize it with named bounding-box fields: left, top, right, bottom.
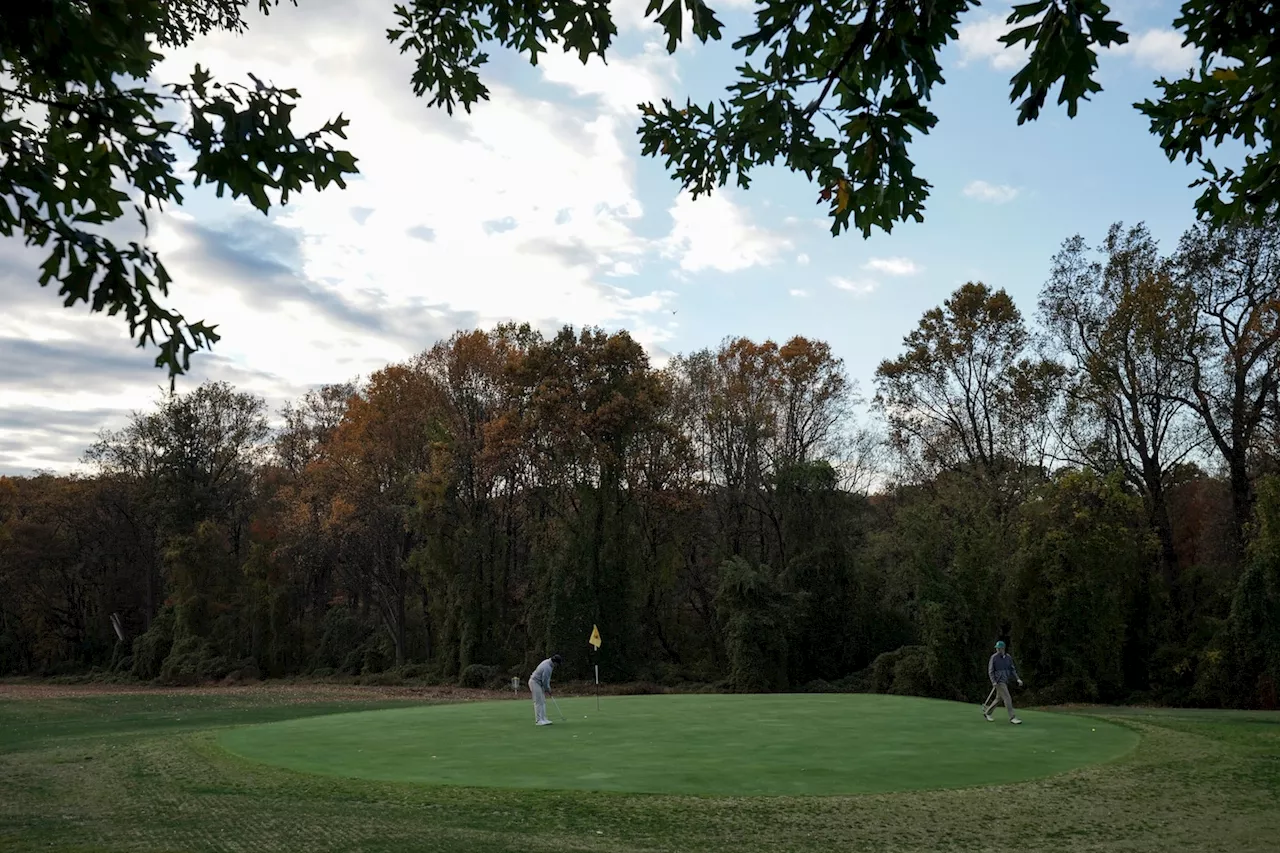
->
left=550, top=695, right=567, bottom=722
left=982, top=685, right=996, bottom=712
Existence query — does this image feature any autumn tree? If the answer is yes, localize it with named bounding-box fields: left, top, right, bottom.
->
left=275, top=383, right=358, bottom=476
left=875, top=282, right=1060, bottom=485
left=1039, top=224, right=1202, bottom=582
left=0, top=477, right=107, bottom=671
left=86, top=380, right=270, bottom=649
left=1174, top=216, right=1280, bottom=557
left=672, top=336, right=865, bottom=682
left=508, top=326, right=667, bottom=678
left=411, top=329, right=521, bottom=676
left=314, top=363, right=444, bottom=666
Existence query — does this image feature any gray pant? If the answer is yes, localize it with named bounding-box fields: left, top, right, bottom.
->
left=984, top=682, right=1015, bottom=719
left=529, top=678, right=547, bottom=723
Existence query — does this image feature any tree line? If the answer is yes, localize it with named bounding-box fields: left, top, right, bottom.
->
left=3, top=216, right=1279, bottom=709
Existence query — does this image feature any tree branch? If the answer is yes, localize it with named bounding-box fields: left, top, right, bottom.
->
left=801, top=0, right=880, bottom=120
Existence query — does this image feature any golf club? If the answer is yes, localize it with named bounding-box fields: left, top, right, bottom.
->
left=550, top=694, right=567, bottom=722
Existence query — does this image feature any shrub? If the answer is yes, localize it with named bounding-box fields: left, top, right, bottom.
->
left=358, top=670, right=405, bottom=686
left=459, top=663, right=500, bottom=688
left=871, top=645, right=932, bottom=697
left=131, top=607, right=175, bottom=680
left=716, top=556, right=794, bottom=692
left=314, top=606, right=373, bottom=672
left=1031, top=673, right=1099, bottom=706
left=224, top=658, right=261, bottom=684
left=398, top=663, right=431, bottom=680
left=339, top=650, right=363, bottom=675
left=158, top=636, right=231, bottom=685
left=360, top=634, right=394, bottom=675
left=0, top=632, right=23, bottom=675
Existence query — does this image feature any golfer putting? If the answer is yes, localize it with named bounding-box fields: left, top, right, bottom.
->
left=982, top=640, right=1023, bottom=725
left=529, top=653, right=564, bottom=726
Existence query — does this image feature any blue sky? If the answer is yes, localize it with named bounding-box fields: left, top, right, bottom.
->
left=0, top=0, right=1222, bottom=473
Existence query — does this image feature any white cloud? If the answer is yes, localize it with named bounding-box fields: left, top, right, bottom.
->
left=2, top=0, right=711, bottom=473
left=1112, top=29, right=1197, bottom=75
left=964, top=180, right=1021, bottom=204
left=796, top=253, right=810, bottom=265
left=538, top=40, right=679, bottom=115
left=663, top=189, right=792, bottom=273
left=832, top=277, right=879, bottom=297
left=864, top=256, right=920, bottom=276
left=789, top=289, right=810, bottom=298
left=153, top=4, right=686, bottom=336
left=955, top=11, right=1027, bottom=71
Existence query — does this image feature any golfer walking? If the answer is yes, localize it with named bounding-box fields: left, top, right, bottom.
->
left=529, top=654, right=563, bottom=726
left=983, top=640, right=1023, bottom=724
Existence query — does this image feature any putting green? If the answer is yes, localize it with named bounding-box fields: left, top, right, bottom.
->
left=217, top=693, right=1138, bottom=796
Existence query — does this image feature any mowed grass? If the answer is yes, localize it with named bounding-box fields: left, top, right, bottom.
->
left=0, top=686, right=1276, bottom=853
left=219, top=694, right=1138, bottom=795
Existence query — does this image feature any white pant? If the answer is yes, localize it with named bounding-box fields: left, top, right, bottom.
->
left=529, top=678, right=547, bottom=722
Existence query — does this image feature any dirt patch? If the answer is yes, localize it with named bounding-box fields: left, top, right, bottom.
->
left=0, top=679, right=690, bottom=703
left=0, top=681, right=501, bottom=702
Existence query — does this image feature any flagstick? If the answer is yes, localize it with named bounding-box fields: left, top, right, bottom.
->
left=588, top=623, right=602, bottom=712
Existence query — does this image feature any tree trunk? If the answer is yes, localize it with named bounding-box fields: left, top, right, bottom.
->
left=1227, top=448, right=1254, bottom=561
left=1141, top=457, right=1178, bottom=589
left=394, top=582, right=407, bottom=667
left=1151, top=487, right=1179, bottom=590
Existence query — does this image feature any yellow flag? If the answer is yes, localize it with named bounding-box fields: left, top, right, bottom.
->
left=588, top=624, right=602, bottom=650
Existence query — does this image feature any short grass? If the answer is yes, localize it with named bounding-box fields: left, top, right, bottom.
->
left=2, top=687, right=1278, bottom=853
left=219, top=694, right=1138, bottom=795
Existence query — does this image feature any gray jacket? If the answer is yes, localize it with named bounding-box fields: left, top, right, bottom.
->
left=530, top=658, right=555, bottom=692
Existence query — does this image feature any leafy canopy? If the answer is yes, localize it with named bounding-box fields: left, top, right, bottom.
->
left=3, top=0, right=1275, bottom=378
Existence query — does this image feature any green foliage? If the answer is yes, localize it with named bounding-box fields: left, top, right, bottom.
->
left=1001, top=0, right=1128, bottom=124
left=314, top=606, right=373, bottom=673
left=157, top=635, right=231, bottom=685
left=130, top=607, right=176, bottom=680
left=225, top=657, right=261, bottom=683
left=716, top=556, right=793, bottom=692
left=1136, top=2, right=1280, bottom=224
left=361, top=633, right=396, bottom=675
left=459, top=663, right=501, bottom=689
left=870, top=645, right=932, bottom=697
left=0, top=631, right=23, bottom=676
left=1013, top=469, right=1156, bottom=703
left=1226, top=475, right=1280, bottom=708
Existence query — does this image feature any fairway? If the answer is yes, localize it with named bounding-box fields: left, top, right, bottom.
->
left=218, top=693, right=1138, bottom=795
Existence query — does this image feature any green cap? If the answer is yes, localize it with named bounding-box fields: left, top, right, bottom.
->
left=995, top=640, right=1006, bottom=649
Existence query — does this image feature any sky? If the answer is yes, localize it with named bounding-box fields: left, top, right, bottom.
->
left=0, top=0, right=1219, bottom=475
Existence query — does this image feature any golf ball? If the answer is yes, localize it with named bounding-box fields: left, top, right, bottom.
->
left=1092, top=728, right=1096, bottom=732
